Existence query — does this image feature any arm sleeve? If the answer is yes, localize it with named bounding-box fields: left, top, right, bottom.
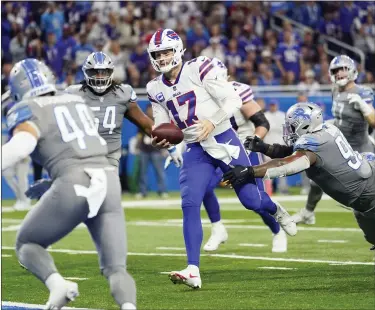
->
left=266, top=143, right=294, bottom=158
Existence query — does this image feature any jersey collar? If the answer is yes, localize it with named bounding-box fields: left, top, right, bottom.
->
left=161, top=63, right=185, bottom=87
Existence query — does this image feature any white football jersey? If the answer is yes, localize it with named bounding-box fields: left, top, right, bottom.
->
left=147, top=56, right=242, bottom=144
left=230, top=81, right=255, bottom=142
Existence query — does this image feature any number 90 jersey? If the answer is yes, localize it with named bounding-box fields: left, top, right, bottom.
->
left=6, top=94, right=108, bottom=180
left=66, top=84, right=137, bottom=166
left=147, top=56, right=242, bottom=143
left=293, top=123, right=373, bottom=210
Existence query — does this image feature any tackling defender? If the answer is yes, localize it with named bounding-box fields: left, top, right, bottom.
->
left=147, top=28, right=296, bottom=289
left=2, top=59, right=136, bottom=309
left=224, top=102, right=375, bottom=249
left=293, top=56, right=375, bottom=224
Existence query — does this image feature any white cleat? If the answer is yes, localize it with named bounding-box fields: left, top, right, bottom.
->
left=291, top=208, right=316, bottom=225
left=203, top=222, right=228, bottom=252
left=169, top=265, right=202, bottom=289
left=45, top=280, right=79, bottom=310
left=13, top=199, right=32, bottom=211
left=121, top=302, right=136, bottom=310
left=272, top=202, right=297, bottom=236
left=272, top=229, right=287, bottom=253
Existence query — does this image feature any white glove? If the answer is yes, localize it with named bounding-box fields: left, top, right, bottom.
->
left=166, top=146, right=183, bottom=168
left=164, top=155, right=172, bottom=170
left=348, top=93, right=373, bottom=116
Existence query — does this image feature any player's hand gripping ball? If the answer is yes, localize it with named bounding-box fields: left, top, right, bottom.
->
left=152, top=123, right=184, bottom=145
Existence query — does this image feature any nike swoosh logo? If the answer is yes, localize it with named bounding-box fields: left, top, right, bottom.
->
left=226, top=139, right=232, bottom=144
left=189, top=273, right=199, bottom=279
left=240, top=168, right=248, bottom=173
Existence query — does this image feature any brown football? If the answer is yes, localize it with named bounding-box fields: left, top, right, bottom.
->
left=152, top=123, right=184, bottom=145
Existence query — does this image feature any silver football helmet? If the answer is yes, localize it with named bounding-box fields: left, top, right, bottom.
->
left=83, top=52, right=114, bottom=93
left=361, top=152, right=375, bottom=167
left=283, top=102, right=324, bottom=146
left=329, top=55, right=358, bottom=87
left=9, top=58, right=56, bottom=102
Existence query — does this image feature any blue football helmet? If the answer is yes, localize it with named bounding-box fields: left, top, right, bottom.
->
left=82, top=51, right=114, bottom=93
left=9, top=58, right=56, bottom=102
left=283, top=102, right=324, bottom=146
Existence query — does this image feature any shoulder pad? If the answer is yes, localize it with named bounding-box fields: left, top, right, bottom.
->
left=293, top=134, right=321, bottom=153
left=6, top=101, right=34, bottom=133
left=65, top=84, right=83, bottom=94
left=231, top=81, right=254, bottom=102
left=359, top=86, right=374, bottom=102
left=115, top=84, right=137, bottom=102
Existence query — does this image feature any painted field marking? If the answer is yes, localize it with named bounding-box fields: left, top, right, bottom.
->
left=159, top=272, right=171, bottom=275
left=2, top=254, right=12, bottom=258
left=156, top=247, right=185, bottom=251
left=2, top=246, right=373, bottom=266
left=258, top=267, right=296, bottom=270
left=65, top=277, right=88, bottom=281
left=239, top=243, right=267, bottom=247
left=318, top=240, right=348, bottom=243
left=1, top=301, right=100, bottom=310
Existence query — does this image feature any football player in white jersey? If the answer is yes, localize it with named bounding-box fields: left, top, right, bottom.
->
left=147, top=28, right=296, bottom=289
left=165, top=78, right=287, bottom=253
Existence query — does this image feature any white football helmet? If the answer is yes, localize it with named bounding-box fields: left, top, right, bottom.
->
left=329, top=55, right=358, bottom=87
left=147, top=29, right=185, bottom=73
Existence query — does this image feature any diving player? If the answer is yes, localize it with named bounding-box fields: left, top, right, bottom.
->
left=147, top=28, right=296, bottom=289
left=2, top=59, right=137, bottom=309
left=293, top=55, right=374, bottom=224
left=224, top=102, right=375, bottom=249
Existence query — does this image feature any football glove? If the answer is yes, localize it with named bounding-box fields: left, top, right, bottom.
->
left=25, top=178, right=52, bottom=199
left=222, top=165, right=255, bottom=186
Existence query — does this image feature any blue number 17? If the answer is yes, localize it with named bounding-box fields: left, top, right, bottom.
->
left=166, top=91, right=198, bottom=129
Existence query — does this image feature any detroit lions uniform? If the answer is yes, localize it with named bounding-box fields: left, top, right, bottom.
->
left=66, top=83, right=137, bottom=167
left=294, top=123, right=375, bottom=244
left=332, top=85, right=374, bottom=152
left=7, top=94, right=136, bottom=306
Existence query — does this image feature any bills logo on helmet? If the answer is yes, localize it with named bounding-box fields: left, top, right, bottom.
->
left=166, top=30, right=179, bottom=40
left=293, top=108, right=311, bottom=121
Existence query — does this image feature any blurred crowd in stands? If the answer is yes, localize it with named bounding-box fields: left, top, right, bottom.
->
left=2, top=1, right=375, bottom=93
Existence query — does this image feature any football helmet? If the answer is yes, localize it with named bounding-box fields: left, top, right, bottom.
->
left=147, top=29, right=185, bottom=73
left=283, top=102, right=323, bottom=146
left=9, top=58, right=56, bottom=102
left=329, top=55, right=358, bottom=87
left=83, top=51, right=114, bottom=93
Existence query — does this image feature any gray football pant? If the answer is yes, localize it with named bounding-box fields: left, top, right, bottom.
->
left=305, top=180, right=323, bottom=212
left=354, top=209, right=375, bottom=246
left=15, top=169, right=136, bottom=306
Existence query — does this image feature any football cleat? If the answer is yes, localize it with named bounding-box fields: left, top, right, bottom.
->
left=272, top=201, right=297, bottom=236
left=45, top=280, right=79, bottom=309
left=291, top=208, right=316, bottom=225
left=272, top=229, right=287, bottom=253
left=13, top=199, right=32, bottom=211
left=169, top=265, right=202, bottom=289
left=203, top=222, right=228, bottom=252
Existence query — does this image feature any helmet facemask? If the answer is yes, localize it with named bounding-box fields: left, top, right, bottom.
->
left=149, top=47, right=184, bottom=73
left=84, top=68, right=114, bottom=93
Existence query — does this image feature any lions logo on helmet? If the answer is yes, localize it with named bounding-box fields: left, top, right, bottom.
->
left=147, top=28, right=186, bottom=73
left=83, top=52, right=114, bottom=93
left=329, top=55, right=358, bottom=87
left=9, top=58, right=56, bottom=102
left=283, top=102, right=323, bottom=146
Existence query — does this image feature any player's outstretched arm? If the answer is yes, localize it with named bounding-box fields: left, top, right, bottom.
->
left=348, top=91, right=375, bottom=128
left=244, top=136, right=294, bottom=158
left=223, top=150, right=315, bottom=186
left=2, top=122, right=39, bottom=171
left=241, top=100, right=270, bottom=139
left=125, top=102, right=154, bottom=136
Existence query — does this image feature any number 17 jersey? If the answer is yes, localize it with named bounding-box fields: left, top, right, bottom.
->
left=293, top=123, right=374, bottom=210
left=66, top=84, right=137, bottom=167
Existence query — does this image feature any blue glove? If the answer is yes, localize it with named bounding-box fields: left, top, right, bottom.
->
left=25, top=179, right=52, bottom=199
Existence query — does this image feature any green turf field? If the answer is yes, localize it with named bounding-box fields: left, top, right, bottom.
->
left=2, top=192, right=375, bottom=309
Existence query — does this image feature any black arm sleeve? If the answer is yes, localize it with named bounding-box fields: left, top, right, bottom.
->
left=249, top=111, right=270, bottom=131
left=265, top=143, right=294, bottom=159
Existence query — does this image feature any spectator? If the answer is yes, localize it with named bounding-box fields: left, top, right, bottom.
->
left=9, top=25, right=27, bottom=63
left=264, top=100, right=288, bottom=194
left=129, top=43, right=150, bottom=75
left=92, top=0, right=120, bottom=25
left=275, top=29, right=303, bottom=84
left=209, top=24, right=228, bottom=47
left=201, top=37, right=225, bottom=61
left=82, top=12, right=107, bottom=46
left=186, top=23, right=210, bottom=48
left=117, top=8, right=140, bottom=49
left=318, top=11, right=341, bottom=37
left=364, top=71, right=374, bottom=84
left=135, top=105, right=168, bottom=199
left=1, top=62, right=13, bottom=94
left=258, top=69, right=280, bottom=86
left=300, top=1, right=321, bottom=29
left=225, top=38, right=245, bottom=74
left=25, top=22, right=43, bottom=60
left=103, top=38, right=127, bottom=83
left=297, top=69, right=321, bottom=96
left=339, top=1, right=359, bottom=45
left=301, top=30, right=318, bottom=66
left=57, top=24, right=77, bottom=64
left=41, top=2, right=65, bottom=40
left=71, top=33, right=95, bottom=82
left=43, top=32, right=64, bottom=81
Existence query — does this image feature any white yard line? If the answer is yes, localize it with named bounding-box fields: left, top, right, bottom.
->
left=258, top=267, right=296, bottom=270
left=2, top=254, right=12, bottom=258
left=159, top=272, right=171, bottom=275
left=318, top=240, right=348, bottom=243
left=1, top=301, right=100, bottom=310
left=2, top=246, right=372, bottom=266
left=65, top=277, right=88, bottom=281
left=239, top=243, right=267, bottom=247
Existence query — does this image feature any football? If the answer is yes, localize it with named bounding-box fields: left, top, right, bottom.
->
left=152, top=123, right=184, bottom=144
